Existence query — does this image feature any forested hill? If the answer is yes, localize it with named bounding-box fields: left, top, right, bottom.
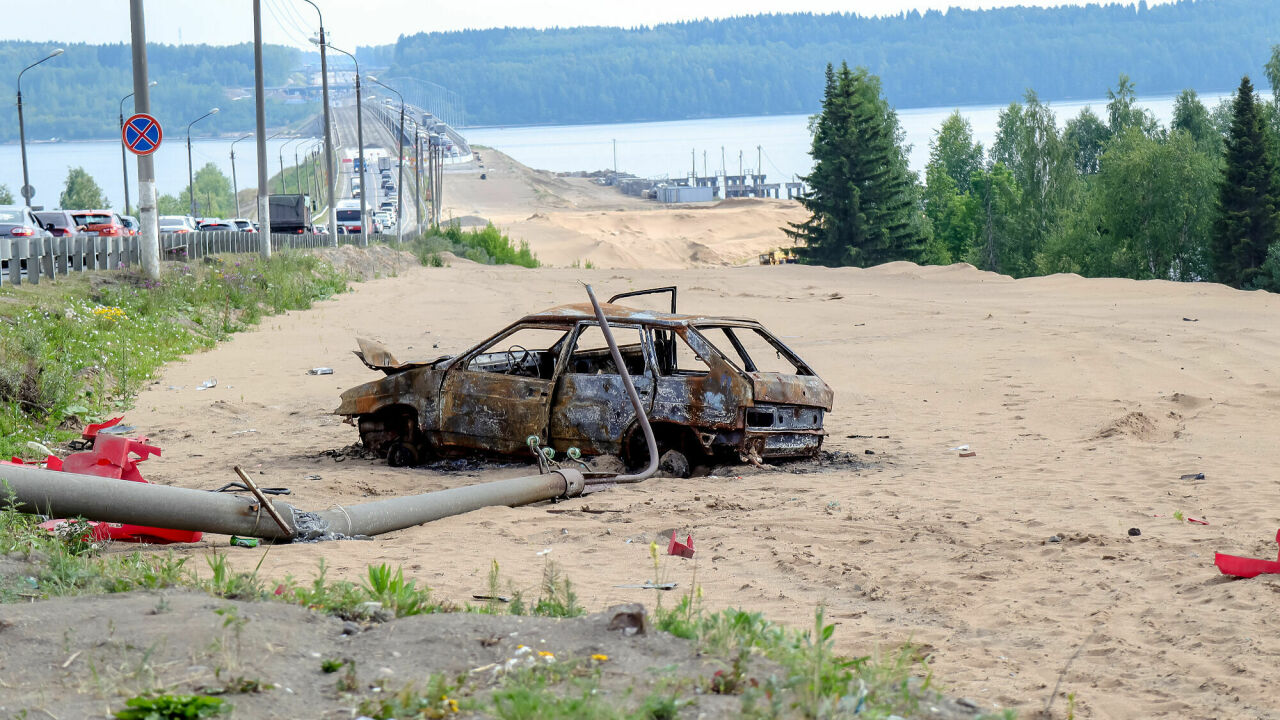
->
left=389, top=0, right=1280, bottom=127
left=0, top=41, right=310, bottom=142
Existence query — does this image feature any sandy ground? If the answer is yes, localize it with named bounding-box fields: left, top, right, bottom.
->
left=443, top=147, right=807, bottom=268
left=102, top=253, right=1280, bottom=719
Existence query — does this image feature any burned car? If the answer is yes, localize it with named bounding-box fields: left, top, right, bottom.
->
left=335, top=288, right=833, bottom=473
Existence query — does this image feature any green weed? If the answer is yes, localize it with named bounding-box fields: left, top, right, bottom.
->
left=112, top=693, right=229, bottom=719
left=410, top=223, right=539, bottom=268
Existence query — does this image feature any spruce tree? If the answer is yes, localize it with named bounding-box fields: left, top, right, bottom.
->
left=1212, top=76, right=1280, bottom=288
left=787, top=63, right=928, bottom=267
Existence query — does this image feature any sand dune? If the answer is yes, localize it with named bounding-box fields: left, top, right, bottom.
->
left=122, top=255, right=1280, bottom=719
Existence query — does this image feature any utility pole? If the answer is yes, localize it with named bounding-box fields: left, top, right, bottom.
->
left=129, top=0, right=159, bottom=279
left=252, top=0, right=271, bottom=257
left=703, top=150, right=707, bottom=179
left=612, top=138, right=617, bottom=179
left=230, top=134, right=251, bottom=219
left=413, top=127, right=423, bottom=232
left=301, top=0, right=337, bottom=247
left=757, top=145, right=762, bottom=185
left=691, top=148, right=695, bottom=183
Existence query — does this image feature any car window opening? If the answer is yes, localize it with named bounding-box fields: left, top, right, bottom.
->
left=568, top=324, right=646, bottom=375
left=695, top=325, right=810, bottom=376
left=653, top=330, right=709, bottom=377
left=466, top=327, right=570, bottom=380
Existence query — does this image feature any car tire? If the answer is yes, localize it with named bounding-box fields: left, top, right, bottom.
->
left=386, top=441, right=421, bottom=468
left=658, top=449, right=691, bottom=479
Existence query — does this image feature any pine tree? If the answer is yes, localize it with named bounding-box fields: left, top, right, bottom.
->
left=1212, top=76, right=1280, bottom=288
left=787, top=63, right=928, bottom=267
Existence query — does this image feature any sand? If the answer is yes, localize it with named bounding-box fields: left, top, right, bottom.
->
left=71, top=146, right=1277, bottom=718
left=115, top=255, right=1280, bottom=719
left=442, top=148, right=808, bottom=268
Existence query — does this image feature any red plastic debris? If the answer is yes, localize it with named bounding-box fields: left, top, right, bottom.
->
left=1215, top=529, right=1280, bottom=578
left=1187, top=517, right=1209, bottom=525
left=668, top=532, right=695, bottom=559
left=3, top=422, right=200, bottom=545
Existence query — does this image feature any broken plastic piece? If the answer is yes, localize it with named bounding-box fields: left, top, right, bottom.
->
left=668, top=532, right=694, bottom=558
left=1216, top=529, right=1280, bottom=578
left=4, top=421, right=201, bottom=545
left=308, top=367, right=334, bottom=375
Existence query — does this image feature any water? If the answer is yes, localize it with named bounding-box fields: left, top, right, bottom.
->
left=1, top=91, right=1233, bottom=211
left=0, top=136, right=318, bottom=214
left=465, top=91, right=1233, bottom=182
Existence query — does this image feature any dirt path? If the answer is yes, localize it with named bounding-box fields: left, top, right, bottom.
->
left=106, top=258, right=1280, bottom=719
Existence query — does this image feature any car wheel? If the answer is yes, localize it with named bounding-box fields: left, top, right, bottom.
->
left=386, top=441, right=421, bottom=468
left=658, top=449, right=691, bottom=479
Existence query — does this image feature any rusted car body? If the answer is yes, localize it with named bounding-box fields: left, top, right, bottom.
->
left=335, top=288, right=833, bottom=468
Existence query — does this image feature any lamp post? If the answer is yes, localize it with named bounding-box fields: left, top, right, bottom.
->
left=185, top=107, right=220, bottom=217
left=230, top=133, right=252, bottom=219
left=118, top=80, right=157, bottom=216
left=293, top=140, right=305, bottom=195
left=300, top=0, right=337, bottom=246
left=366, top=75, right=405, bottom=245
left=317, top=41, right=366, bottom=246
left=17, top=48, right=64, bottom=208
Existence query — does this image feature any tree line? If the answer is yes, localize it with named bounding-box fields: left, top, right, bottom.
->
left=0, top=41, right=313, bottom=143
left=788, top=53, right=1280, bottom=292
left=388, top=0, right=1280, bottom=127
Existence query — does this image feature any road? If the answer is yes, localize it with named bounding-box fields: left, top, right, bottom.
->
left=329, top=102, right=423, bottom=237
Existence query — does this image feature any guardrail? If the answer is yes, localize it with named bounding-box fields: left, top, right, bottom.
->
left=0, top=231, right=368, bottom=287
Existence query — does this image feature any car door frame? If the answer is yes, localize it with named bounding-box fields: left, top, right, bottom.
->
left=435, top=321, right=574, bottom=456
left=547, top=320, right=657, bottom=456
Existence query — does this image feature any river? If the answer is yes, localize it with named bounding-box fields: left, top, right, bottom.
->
left=1, top=91, right=1232, bottom=212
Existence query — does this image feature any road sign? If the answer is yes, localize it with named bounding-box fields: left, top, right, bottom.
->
left=20, top=184, right=34, bottom=200
left=123, top=113, right=163, bottom=156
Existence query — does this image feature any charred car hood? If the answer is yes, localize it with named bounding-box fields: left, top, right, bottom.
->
left=750, top=373, right=833, bottom=410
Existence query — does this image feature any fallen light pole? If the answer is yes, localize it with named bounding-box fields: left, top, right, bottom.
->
left=0, top=285, right=654, bottom=541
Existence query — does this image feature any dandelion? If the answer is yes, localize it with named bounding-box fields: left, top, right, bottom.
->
left=537, top=650, right=555, bottom=658
left=591, top=654, right=609, bottom=662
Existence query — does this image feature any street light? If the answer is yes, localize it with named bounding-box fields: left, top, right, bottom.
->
left=365, top=75, right=405, bottom=245
left=300, top=0, right=337, bottom=246
left=185, top=107, right=220, bottom=217
left=315, top=39, right=366, bottom=246
left=16, top=48, right=64, bottom=208
left=119, top=80, right=157, bottom=216
left=230, top=133, right=253, bottom=219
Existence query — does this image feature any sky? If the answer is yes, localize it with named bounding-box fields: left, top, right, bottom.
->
left=4, top=0, right=1177, bottom=49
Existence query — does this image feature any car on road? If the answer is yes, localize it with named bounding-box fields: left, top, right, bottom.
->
left=33, top=210, right=80, bottom=237
left=121, top=215, right=140, bottom=235
left=232, top=219, right=256, bottom=232
left=336, top=287, right=833, bottom=471
left=0, top=205, right=53, bottom=239
left=159, top=215, right=198, bottom=233
left=70, top=210, right=127, bottom=237
left=198, top=220, right=238, bottom=232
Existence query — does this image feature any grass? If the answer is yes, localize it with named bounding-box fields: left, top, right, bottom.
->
left=410, top=222, right=539, bottom=268
left=0, top=509, right=1015, bottom=718
left=0, top=251, right=348, bottom=459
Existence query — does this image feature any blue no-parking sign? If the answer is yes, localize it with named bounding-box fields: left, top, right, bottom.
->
left=123, top=113, right=163, bottom=156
